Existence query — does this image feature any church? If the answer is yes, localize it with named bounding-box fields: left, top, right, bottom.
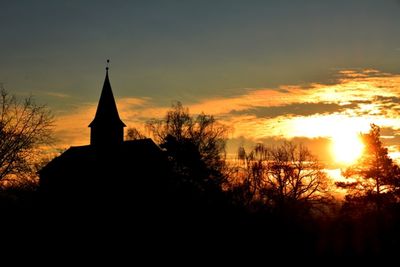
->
left=39, top=66, right=167, bottom=207
left=37, top=65, right=233, bottom=240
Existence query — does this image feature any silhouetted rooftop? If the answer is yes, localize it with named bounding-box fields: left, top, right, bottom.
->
left=39, top=139, right=163, bottom=176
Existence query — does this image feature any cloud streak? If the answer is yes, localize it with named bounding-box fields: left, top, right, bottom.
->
left=229, top=102, right=359, bottom=118
left=45, top=92, right=71, bottom=98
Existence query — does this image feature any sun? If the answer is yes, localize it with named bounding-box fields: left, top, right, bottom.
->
left=332, top=132, right=364, bottom=164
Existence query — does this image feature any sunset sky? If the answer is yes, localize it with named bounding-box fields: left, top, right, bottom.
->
left=2, top=1, right=400, bottom=168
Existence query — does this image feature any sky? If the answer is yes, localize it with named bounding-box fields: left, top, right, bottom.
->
left=1, top=0, right=400, bottom=168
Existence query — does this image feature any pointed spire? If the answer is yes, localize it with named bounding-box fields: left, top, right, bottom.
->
left=89, top=61, right=126, bottom=146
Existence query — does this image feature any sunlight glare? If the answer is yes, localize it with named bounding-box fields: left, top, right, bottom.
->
left=332, top=132, right=364, bottom=164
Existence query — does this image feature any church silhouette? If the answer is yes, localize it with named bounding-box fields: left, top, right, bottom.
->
left=39, top=66, right=167, bottom=209
left=34, top=65, right=247, bottom=257
left=37, top=65, right=231, bottom=242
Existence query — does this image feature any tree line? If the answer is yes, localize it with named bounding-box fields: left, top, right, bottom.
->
left=125, top=102, right=400, bottom=218
left=2, top=87, right=400, bottom=216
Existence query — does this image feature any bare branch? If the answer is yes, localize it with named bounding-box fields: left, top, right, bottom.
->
left=0, top=86, right=54, bottom=187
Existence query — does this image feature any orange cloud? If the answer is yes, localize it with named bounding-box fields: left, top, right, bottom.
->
left=54, top=104, right=96, bottom=147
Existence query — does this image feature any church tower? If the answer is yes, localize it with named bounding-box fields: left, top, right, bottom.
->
left=89, top=62, right=126, bottom=146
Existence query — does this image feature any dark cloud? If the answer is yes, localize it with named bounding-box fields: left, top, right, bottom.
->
left=230, top=102, right=359, bottom=118
left=380, top=126, right=398, bottom=136
left=276, top=88, right=291, bottom=93
left=228, top=95, right=400, bottom=119
left=374, top=96, right=400, bottom=104
left=356, top=96, right=400, bottom=115
left=376, top=127, right=400, bottom=147
left=336, top=69, right=393, bottom=79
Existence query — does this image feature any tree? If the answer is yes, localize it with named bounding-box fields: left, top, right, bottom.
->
left=336, top=124, right=400, bottom=212
left=231, top=142, right=330, bottom=214
left=146, top=101, right=228, bottom=188
left=0, top=86, right=53, bottom=187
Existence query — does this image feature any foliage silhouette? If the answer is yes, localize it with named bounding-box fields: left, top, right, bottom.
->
left=336, top=124, right=400, bottom=213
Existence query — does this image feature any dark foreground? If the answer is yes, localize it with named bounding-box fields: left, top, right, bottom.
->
left=2, top=187, right=400, bottom=262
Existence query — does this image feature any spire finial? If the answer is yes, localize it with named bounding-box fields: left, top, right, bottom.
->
left=106, top=59, right=110, bottom=71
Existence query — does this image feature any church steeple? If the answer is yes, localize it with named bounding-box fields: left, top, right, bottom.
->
left=89, top=61, right=126, bottom=146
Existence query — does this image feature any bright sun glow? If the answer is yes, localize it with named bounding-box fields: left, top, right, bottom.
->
left=332, top=132, right=364, bottom=164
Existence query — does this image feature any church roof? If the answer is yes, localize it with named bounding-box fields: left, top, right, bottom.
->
left=38, top=138, right=168, bottom=202
left=89, top=69, right=126, bottom=128
left=39, top=139, right=164, bottom=176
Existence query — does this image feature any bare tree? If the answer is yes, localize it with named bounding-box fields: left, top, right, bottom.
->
left=125, top=127, right=146, bottom=140
left=146, top=101, right=228, bottom=186
left=231, top=142, right=330, bottom=213
left=0, top=86, right=53, bottom=187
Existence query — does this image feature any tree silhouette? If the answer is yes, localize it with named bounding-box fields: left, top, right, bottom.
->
left=336, top=124, right=400, bottom=212
left=231, top=142, right=330, bottom=215
left=0, top=86, right=53, bottom=187
left=146, top=101, right=228, bottom=190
